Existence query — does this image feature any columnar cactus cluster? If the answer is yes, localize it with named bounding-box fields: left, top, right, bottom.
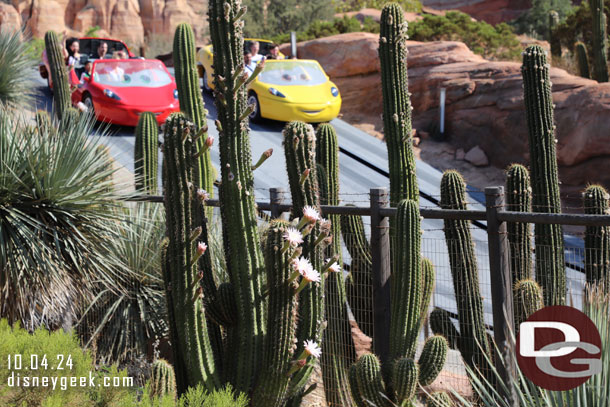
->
left=548, top=10, right=561, bottom=57
left=149, top=359, right=177, bottom=400
left=591, top=0, right=609, bottom=82
left=134, top=112, right=159, bottom=194
left=44, top=31, right=71, bottom=120
left=575, top=41, right=591, bottom=79
left=521, top=45, right=566, bottom=306
left=583, top=185, right=610, bottom=284
left=505, top=164, right=532, bottom=286
left=173, top=23, right=215, bottom=196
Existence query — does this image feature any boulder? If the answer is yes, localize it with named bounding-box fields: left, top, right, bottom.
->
left=464, top=146, right=488, bottom=166
left=421, top=0, right=531, bottom=24
left=0, top=3, right=22, bottom=32
left=291, top=32, right=610, bottom=188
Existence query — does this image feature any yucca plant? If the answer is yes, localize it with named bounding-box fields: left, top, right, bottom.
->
left=0, top=110, right=129, bottom=330
left=0, top=30, right=38, bottom=110
left=453, top=283, right=610, bottom=407
left=78, top=203, right=168, bottom=365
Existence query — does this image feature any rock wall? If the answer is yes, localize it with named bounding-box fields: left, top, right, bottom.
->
left=421, top=0, right=531, bottom=24
left=282, top=32, right=610, bottom=188
left=0, top=0, right=207, bottom=45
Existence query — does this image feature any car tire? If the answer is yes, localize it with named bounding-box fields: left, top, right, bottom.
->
left=83, top=94, right=95, bottom=118
left=202, top=69, right=212, bottom=93
left=248, top=92, right=262, bottom=122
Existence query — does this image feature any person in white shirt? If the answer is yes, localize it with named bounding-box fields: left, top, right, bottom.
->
left=244, top=51, right=257, bottom=77
left=249, top=41, right=263, bottom=63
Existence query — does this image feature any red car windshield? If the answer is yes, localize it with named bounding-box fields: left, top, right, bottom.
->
left=93, top=60, right=172, bottom=88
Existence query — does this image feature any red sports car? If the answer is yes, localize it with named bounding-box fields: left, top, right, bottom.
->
left=72, top=59, right=180, bottom=126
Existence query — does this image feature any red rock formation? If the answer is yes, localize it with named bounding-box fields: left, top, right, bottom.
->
left=282, top=32, right=610, bottom=188
left=422, top=0, right=531, bottom=24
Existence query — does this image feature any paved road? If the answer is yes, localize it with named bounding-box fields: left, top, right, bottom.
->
left=33, top=77, right=586, bottom=338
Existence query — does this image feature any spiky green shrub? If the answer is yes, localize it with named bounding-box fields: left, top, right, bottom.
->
left=521, top=44, right=565, bottom=306
left=575, top=41, right=591, bottom=79
left=583, top=185, right=610, bottom=284
left=178, top=384, right=249, bottom=407
left=591, top=0, right=609, bottom=82
left=0, top=110, right=127, bottom=330
left=173, top=23, right=215, bottom=196
left=44, top=31, right=71, bottom=120
left=78, top=203, right=167, bottom=365
left=134, top=112, right=159, bottom=194
left=427, top=392, right=454, bottom=407
left=0, top=30, right=38, bottom=110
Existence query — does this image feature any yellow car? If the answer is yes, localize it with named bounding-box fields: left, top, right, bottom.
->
left=197, top=38, right=285, bottom=91
left=246, top=59, right=341, bottom=123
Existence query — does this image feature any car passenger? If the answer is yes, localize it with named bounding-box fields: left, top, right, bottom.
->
left=80, top=61, right=93, bottom=82
left=244, top=51, right=257, bottom=77
left=97, top=42, right=109, bottom=59
left=249, top=41, right=263, bottom=63
left=66, top=38, right=81, bottom=66
left=268, top=44, right=284, bottom=60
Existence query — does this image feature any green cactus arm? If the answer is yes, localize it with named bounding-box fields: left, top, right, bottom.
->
left=379, top=3, right=418, bottom=205
left=513, top=279, right=543, bottom=330
left=173, top=23, right=215, bottom=195
left=440, top=170, right=493, bottom=375
left=390, top=199, right=422, bottom=362
left=134, top=112, right=159, bottom=194
left=429, top=308, right=460, bottom=350
left=575, top=42, right=591, bottom=79
left=591, top=0, right=609, bottom=82
left=208, top=0, right=266, bottom=392
left=521, top=45, right=566, bottom=306
left=392, top=357, right=418, bottom=405
left=351, top=354, right=391, bottom=407
left=161, top=113, right=219, bottom=393
left=548, top=11, right=562, bottom=57
left=149, top=359, right=177, bottom=400
left=44, top=31, right=71, bottom=120
left=252, top=221, right=300, bottom=407
left=583, top=185, right=610, bottom=284
left=420, top=258, right=436, bottom=325
left=505, top=164, right=533, bottom=286
left=204, top=282, right=238, bottom=327
left=417, top=335, right=448, bottom=387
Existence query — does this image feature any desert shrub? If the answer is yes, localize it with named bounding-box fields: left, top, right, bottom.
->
left=0, top=30, right=38, bottom=110
left=24, top=37, right=45, bottom=61
left=177, top=384, right=248, bottom=407
left=511, top=0, right=574, bottom=39
left=408, top=11, right=522, bottom=60
left=271, top=15, right=378, bottom=43
left=554, top=1, right=610, bottom=55
left=84, top=25, right=101, bottom=38
left=334, top=0, right=422, bottom=13
left=0, top=319, right=136, bottom=407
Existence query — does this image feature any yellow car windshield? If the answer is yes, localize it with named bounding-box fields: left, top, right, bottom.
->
left=257, top=61, right=326, bottom=86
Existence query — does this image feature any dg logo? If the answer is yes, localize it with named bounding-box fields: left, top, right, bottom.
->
left=516, top=305, right=602, bottom=391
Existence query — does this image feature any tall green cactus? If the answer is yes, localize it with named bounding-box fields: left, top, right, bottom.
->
left=341, top=213, right=373, bottom=337
left=134, top=112, right=159, bottom=194
left=548, top=10, right=561, bottom=57
left=440, top=170, right=493, bottom=378
left=505, top=164, right=532, bottom=287
left=513, top=279, right=543, bottom=330
left=521, top=45, right=566, bottom=306
left=591, top=0, right=609, bottom=82
left=173, top=23, right=215, bottom=197
left=161, top=113, right=219, bottom=393
left=583, top=185, right=610, bottom=284
left=379, top=3, right=418, bottom=206
left=44, top=31, right=71, bottom=120
left=208, top=0, right=266, bottom=392
left=252, top=221, right=300, bottom=407
left=316, top=123, right=356, bottom=407
left=575, top=41, right=591, bottom=79
left=149, top=359, right=177, bottom=400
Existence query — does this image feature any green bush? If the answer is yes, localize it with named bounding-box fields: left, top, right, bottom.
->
left=0, top=30, right=38, bottom=110
left=408, top=11, right=522, bottom=60
left=0, top=319, right=136, bottom=407
left=510, top=0, right=574, bottom=39
left=334, top=0, right=422, bottom=13
left=554, top=1, right=610, bottom=56
left=271, top=15, right=378, bottom=44
left=177, top=384, right=248, bottom=407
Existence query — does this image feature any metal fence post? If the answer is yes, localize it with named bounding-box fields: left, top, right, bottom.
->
left=370, top=187, right=391, bottom=367
left=270, top=188, right=285, bottom=219
left=485, top=186, right=517, bottom=405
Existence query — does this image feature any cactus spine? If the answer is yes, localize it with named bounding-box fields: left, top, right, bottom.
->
left=583, top=185, right=610, bottom=284
left=379, top=3, right=418, bottom=205
left=208, top=0, right=266, bottom=392
left=316, top=123, right=356, bottom=407
left=440, top=170, right=493, bottom=377
left=173, top=23, right=215, bottom=197
left=513, top=280, right=543, bottom=329
left=575, top=41, right=591, bottom=79
left=134, top=112, right=159, bottom=194
left=252, top=221, right=300, bottom=407
left=548, top=10, right=561, bottom=57
left=521, top=45, right=566, bottom=306
left=149, top=359, right=177, bottom=400
left=44, top=31, right=71, bottom=120
left=161, top=113, right=219, bottom=393
left=592, top=0, right=609, bottom=82
left=505, top=164, right=532, bottom=286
